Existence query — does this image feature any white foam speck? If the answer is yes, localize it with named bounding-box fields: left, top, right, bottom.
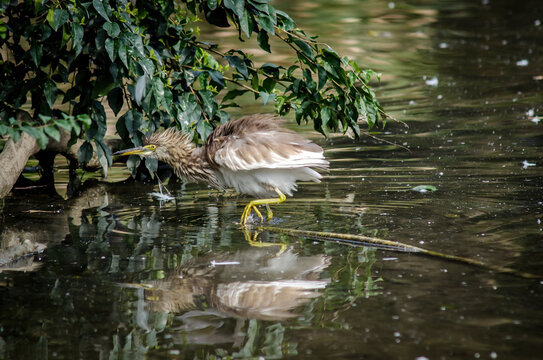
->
left=150, top=192, right=175, bottom=201
left=522, top=160, right=536, bottom=169
left=425, top=76, right=439, bottom=87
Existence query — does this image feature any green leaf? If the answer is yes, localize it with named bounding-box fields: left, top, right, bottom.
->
left=145, top=157, right=158, bottom=177
left=63, top=87, right=79, bottom=104
left=91, top=101, right=107, bottom=139
left=257, top=30, right=270, bottom=52
left=152, top=78, right=165, bottom=108
left=196, top=120, right=214, bottom=141
left=118, top=44, right=128, bottom=69
left=21, top=125, right=48, bottom=149
left=105, top=37, right=115, bottom=61
left=199, top=90, right=217, bottom=117
left=71, top=22, right=84, bottom=56
left=0, top=123, right=9, bottom=136
left=126, top=155, right=141, bottom=176
left=260, top=63, right=281, bottom=78
left=92, top=0, right=110, bottom=22
left=226, top=55, right=249, bottom=79
left=276, top=10, right=295, bottom=31
left=207, top=0, right=218, bottom=10
left=275, top=95, right=287, bottom=114
left=222, top=89, right=247, bottom=102
left=92, top=74, right=116, bottom=97
left=77, top=114, right=92, bottom=129
left=163, top=87, right=173, bottom=111
left=78, top=141, right=93, bottom=165
left=135, top=76, right=147, bottom=105
left=69, top=116, right=81, bottom=135
left=7, top=128, right=21, bottom=143
left=46, top=8, right=55, bottom=29
left=124, top=110, right=142, bottom=137
left=207, top=70, right=225, bottom=88
left=287, top=64, right=299, bottom=77
left=256, top=14, right=275, bottom=35
left=351, top=122, right=361, bottom=138
left=259, top=91, right=276, bottom=105
left=107, top=88, right=124, bottom=116
left=412, top=185, right=437, bottom=193
left=249, top=1, right=270, bottom=15
left=103, top=22, right=120, bottom=38
left=320, top=106, right=331, bottom=133
left=320, top=48, right=342, bottom=79
left=38, top=114, right=52, bottom=124
left=251, top=72, right=259, bottom=91
left=267, top=4, right=277, bottom=24
left=44, top=125, right=61, bottom=142
left=52, top=9, right=69, bottom=31
left=218, top=110, right=230, bottom=124
left=184, top=70, right=201, bottom=86
left=95, top=138, right=112, bottom=177
left=317, top=64, right=327, bottom=90
left=224, top=0, right=245, bottom=19
left=44, top=81, right=58, bottom=109
left=29, top=43, right=42, bottom=67
left=293, top=39, right=315, bottom=61
left=54, top=118, right=71, bottom=131
left=363, top=97, right=378, bottom=128
left=261, top=77, right=276, bottom=92
left=239, top=8, right=253, bottom=38
left=115, top=113, right=128, bottom=140
left=139, top=57, right=155, bottom=77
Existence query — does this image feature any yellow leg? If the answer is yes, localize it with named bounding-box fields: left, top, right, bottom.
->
left=241, top=227, right=287, bottom=254
left=265, top=204, right=273, bottom=220
left=240, top=188, right=286, bottom=225
left=241, top=202, right=264, bottom=223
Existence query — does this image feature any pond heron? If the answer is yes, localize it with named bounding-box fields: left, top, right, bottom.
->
left=114, top=114, right=329, bottom=225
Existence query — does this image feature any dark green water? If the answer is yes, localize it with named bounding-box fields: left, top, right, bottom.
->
left=1, top=0, right=542, bottom=359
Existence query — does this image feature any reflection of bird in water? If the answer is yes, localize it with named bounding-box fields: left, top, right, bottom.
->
left=143, top=246, right=330, bottom=321
left=114, top=114, right=329, bottom=224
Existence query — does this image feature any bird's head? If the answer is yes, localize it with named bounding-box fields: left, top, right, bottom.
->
left=113, top=128, right=192, bottom=163
left=113, top=143, right=157, bottom=157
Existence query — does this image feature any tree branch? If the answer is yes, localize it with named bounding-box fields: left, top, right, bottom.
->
left=0, top=132, right=40, bottom=198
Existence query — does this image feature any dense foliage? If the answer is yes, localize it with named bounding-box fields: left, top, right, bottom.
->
left=0, top=0, right=385, bottom=175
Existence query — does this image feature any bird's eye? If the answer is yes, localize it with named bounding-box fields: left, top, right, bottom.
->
left=146, top=145, right=157, bottom=151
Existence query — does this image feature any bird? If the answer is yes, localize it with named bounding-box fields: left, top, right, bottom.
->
left=114, top=114, right=329, bottom=225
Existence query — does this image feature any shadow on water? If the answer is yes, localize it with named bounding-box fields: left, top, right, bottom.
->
left=2, top=0, right=543, bottom=359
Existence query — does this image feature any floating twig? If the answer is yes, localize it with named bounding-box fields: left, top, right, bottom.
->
left=257, top=226, right=541, bottom=280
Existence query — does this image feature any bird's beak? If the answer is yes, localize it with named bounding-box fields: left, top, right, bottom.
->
left=114, top=145, right=152, bottom=157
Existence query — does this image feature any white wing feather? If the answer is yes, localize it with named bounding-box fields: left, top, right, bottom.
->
left=213, top=131, right=328, bottom=172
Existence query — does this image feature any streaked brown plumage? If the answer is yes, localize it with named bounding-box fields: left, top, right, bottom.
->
left=114, top=114, right=329, bottom=224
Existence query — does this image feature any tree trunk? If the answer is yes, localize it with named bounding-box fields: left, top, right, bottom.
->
left=0, top=132, right=40, bottom=198
left=0, top=127, right=120, bottom=198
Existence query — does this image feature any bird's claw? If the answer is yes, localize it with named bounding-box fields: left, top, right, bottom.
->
left=240, top=202, right=264, bottom=225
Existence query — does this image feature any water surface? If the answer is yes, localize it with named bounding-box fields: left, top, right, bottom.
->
left=1, top=0, right=542, bottom=359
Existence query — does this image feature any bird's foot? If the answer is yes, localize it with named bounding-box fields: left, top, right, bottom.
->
left=240, top=202, right=264, bottom=225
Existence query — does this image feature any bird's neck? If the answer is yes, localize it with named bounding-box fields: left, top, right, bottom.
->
left=165, top=141, right=219, bottom=186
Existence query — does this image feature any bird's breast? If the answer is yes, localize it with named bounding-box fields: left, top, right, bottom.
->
left=218, top=167, right=321, bottom=198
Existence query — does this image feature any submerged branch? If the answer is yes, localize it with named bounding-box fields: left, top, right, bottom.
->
left=258, top=226, right=542, bottom=280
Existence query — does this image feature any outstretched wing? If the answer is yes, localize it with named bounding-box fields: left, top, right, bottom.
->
left=205, top=114, right=329, bottom=172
